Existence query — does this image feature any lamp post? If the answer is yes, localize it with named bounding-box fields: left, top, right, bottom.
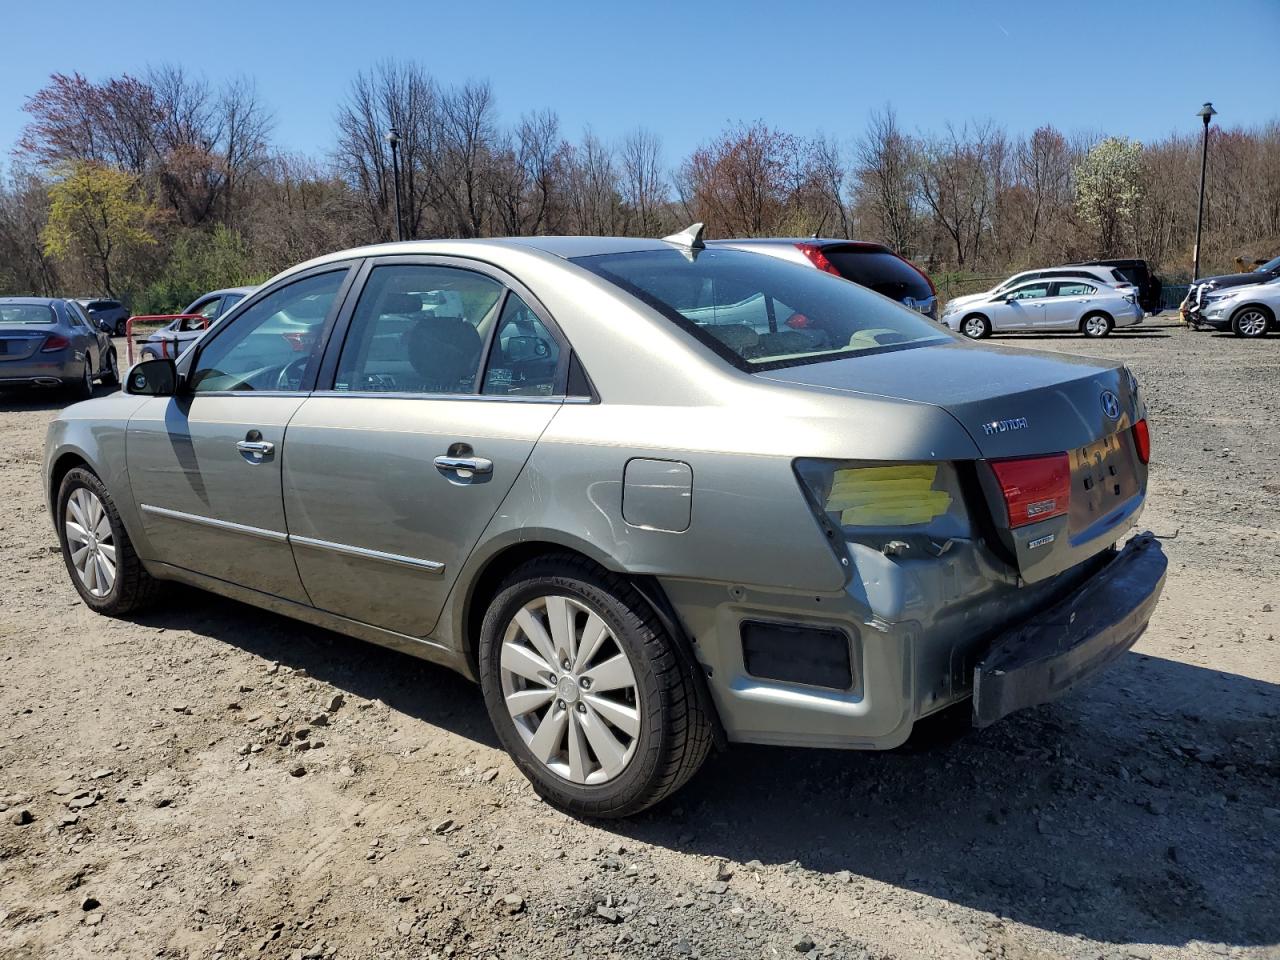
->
left=386, top=127, right=404, bottom=242
left=1192, top=102, right=1216, bottom=281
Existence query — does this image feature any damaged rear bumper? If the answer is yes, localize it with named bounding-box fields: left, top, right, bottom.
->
left=972, top=532, right=1167, bottom=728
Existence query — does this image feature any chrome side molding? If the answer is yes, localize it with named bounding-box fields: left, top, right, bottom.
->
left=139, top=504, right=445, bottom=576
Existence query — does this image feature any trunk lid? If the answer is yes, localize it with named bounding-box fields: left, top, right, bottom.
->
left=0, top=329, right=52, bottom=362
left=758, top=340, right=1147, bottom=582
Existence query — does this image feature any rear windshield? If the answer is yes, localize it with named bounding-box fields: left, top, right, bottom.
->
left=573, top=247, right=949, bottom=371
left=88, top=300, right=120, bottom=310
left=0, top=304, right=56, bottom=324
left=822, top=248, right=932, bottom=301
left=1255, top=255, right=1280, bottom=273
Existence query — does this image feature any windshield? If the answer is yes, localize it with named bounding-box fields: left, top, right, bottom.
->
left=573, top=248, right=950, bottom=370
left=1255, top=256, right=1280, bottom=273
left=0, top=304, right=56, bottom=324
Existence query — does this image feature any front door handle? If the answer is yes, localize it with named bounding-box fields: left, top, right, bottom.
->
left=237, top=440, right=275, bottom=462
left=434, top=455, right=493, bottom=477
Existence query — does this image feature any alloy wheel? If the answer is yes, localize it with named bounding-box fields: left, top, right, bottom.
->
left=1237, top=309, right=1268, bottom=337
left=65, top=487, right=116, bottom=598
left=498, top=595, right=640, bottom=785
left=963, top=318, right=986, bottom=338
left=1085, top=315, right=1110, bottom=336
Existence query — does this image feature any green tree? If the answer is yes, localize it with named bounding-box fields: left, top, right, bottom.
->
left=1074, top=137, right=1142, bottom=257
left=42, top=160, right=157, bottom=296
left=132, top=225, right=267, bottom=315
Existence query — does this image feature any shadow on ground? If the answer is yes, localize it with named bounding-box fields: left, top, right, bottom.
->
left=135, top=588, right=1279, bottom=950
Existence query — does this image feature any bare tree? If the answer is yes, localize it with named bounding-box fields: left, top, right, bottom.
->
left=620, top=128, right=668, bottom=237
left=437, top=80, right=498, bottom=237
left=852, top=107, right=918, bottom=253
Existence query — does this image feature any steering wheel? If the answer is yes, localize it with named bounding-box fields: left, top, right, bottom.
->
left=275, top=356, right=310, bottom=391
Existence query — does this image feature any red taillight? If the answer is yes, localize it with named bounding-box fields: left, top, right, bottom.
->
left=795, top=242, right=841, bottom=276
left=990, top=453, right=1070, bottom=528
left=1132, top=418, right=1150, bottom=464
left=41, top=334, right=71, bottom=352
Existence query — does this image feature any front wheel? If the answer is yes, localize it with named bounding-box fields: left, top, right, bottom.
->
left=478, top=555, right=712, bottom=818
left=961, top=314, right=991, bottom=339
left=57, top=467, right=161, bottom=615
left=1232, top=306, right=1271, bottom=338
left=1082, top=312, right=1114, bottom=338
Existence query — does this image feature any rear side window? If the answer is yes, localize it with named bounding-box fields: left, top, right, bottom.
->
left=821, top=248, right=932, bottom=301
left=1055, top=282, right=1096, bottom=296
left=482, top=293, right=561, bottom=397
left=334, top=264, right=502, bottom=395
left=575, top=247, right=948, bottom=371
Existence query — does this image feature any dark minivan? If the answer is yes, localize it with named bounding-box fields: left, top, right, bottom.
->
left=708, top=238, right=938, bottom=319
left=1068, top=259, right=1162, bottom=314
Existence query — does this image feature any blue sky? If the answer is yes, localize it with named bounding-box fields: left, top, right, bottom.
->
left=2, top=0, right=1277, bottom=167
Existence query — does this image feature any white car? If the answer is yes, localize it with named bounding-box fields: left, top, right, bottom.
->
left=943, top=266, right=1133, bottom=318
left=943, top=278, right=1143, bottom=339
left=1197, top=276, right=1279, bottom=338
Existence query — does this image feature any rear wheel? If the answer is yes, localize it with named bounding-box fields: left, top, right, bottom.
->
left=478, top=554, right=712, bottom=818
left=100, top=347, right=119, bottom=387
left=114, top=319, right=127, bottom=336
left=961, top=314, right=991, bottom=339
left=1081, top=312, right=1114, bottom=338
left=1232, top=306, right=1271, bottom=338
left=57, top=467, right=161, bottom=615
left=68, top=361, right=93, bottom=400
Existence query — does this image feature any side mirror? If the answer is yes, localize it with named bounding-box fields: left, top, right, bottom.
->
left=126, top=357, right=178, bottom=396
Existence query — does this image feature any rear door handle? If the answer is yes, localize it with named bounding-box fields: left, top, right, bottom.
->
left=237, top=440, right=275, bottom=461
left=434, top=455, right=493, bottom=476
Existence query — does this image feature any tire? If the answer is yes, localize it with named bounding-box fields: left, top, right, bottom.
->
left=478, top=554, right=712, bottom=818
left=114, top=320, right=127, bottom=337
left=961, top=314, right=991, bottom=339
left=100, top=347, right=119, bottom=387
left=1231, top=306, right=1272, bottom=338
left=1081, top=312, right=1114, bottom=338
left=68, top=361, right=93, bottom=401
left=56, top=467, right=162, bottom=615
left=141, top=347, right=159, bottom=361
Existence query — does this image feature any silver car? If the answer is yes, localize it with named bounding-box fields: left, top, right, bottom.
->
left=1, top=297, right=119, bottom=398
left=942, top=278, right=1144, bottom=338
left=139, top=286, right=257, bottom=360
left=42, top=231, right=1166, bottom=817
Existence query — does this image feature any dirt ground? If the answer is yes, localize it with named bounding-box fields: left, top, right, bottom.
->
left=0, top=316, right=1277, bottom=960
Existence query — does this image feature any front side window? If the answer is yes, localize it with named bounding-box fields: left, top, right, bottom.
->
left=1007, top=284, right=1051, bottom=301
left=334, top=264, right=502, bottom=394
left=189, top=270, right=345, bottom=393
left=482, top=293, right=561, bottom=396
left=574, top=248, right=948, bottom=370
left=190, top=297, right=222, bottom=319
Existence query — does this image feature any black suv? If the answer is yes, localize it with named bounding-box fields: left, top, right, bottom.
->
left=1068, top=259, right=1162, bottom=314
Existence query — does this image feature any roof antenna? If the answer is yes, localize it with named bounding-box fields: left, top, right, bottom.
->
left=662, top=222, right=706, bottom=261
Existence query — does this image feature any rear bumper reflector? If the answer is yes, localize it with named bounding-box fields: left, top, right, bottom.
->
left=741, top=620, right=855, bottom=691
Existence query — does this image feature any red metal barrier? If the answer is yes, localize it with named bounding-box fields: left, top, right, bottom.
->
left=124, top=315, right=209, bottom=366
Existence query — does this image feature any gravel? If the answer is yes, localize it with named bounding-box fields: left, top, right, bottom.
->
left=0, top=320, right=1276, bottom=958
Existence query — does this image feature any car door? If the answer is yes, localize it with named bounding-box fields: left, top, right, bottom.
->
left=280, top=258, right=572, bottom=637
left=992, top=282, right=1051, bottom=330
left=125, top=265, right=356, bottom=601
left=63, top=301, right=103, bottom=371
left=1045, top=281, right=1096, bottom=328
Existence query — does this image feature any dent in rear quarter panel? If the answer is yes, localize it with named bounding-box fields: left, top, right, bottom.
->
left=44, top=394, right=153, bottom=557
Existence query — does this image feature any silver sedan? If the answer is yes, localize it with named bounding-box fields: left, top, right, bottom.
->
left=43, top=229, right=1166, bottom=817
